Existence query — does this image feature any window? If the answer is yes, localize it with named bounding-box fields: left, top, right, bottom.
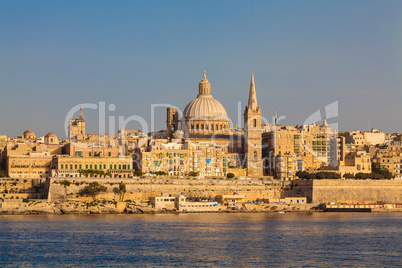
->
left=108, top=152, right=111, bottom=157
left=89, top=152, right=92, bottom=156
left=95, top=165, right=97, bottom=169
left=253, top=119, right=257, bottom=128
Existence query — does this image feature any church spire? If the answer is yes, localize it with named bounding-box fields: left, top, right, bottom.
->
left=248, top=72, right=258, bottom=111
left=322, top=117, right=328, bottom=127
left=79, top=103, right=84, bottom=121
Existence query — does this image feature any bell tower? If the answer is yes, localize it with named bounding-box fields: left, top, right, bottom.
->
left=69, top=104, right=86, bottom=141
left=167, top=107, right=179, bottom=138
left=243, top=73, right=263, bottom=177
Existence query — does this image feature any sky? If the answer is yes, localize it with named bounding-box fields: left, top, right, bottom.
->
left=1, top=1, right=401, bottom=139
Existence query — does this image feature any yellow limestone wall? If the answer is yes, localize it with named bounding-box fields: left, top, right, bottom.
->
left=48, top=177, right=281, bottom=203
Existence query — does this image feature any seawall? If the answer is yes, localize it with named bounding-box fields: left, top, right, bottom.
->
left=286, top=179, right=402, bottom=204
left=48, top=177, right=282, bottom=202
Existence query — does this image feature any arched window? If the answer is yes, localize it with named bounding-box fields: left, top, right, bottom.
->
left=191, top=124, right=194, bottom=131
left=172, top=114, right=175, bottom=121
left=216, top=124, right=218, bottom=131
left=196, top=124, right=199, bottom=130
left=201, top=124, right=204, bottom=130
left=211, top=124, right=213, bottom=130
left=50, top=138, right=53, bottom=143
left=220, top=124, right=222, bottom=130
left=253, top=119, right=257, bottom=128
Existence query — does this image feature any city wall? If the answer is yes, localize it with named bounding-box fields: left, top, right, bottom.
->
left=48, top=177, right=281, bottom=202
left=287, top=179, right=402, bottom=204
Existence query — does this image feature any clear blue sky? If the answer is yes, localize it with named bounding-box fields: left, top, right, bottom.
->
left=1, top=1, right=401, bottom=138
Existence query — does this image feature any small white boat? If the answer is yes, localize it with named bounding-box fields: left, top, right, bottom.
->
left=278, top=211, right=286, bottom=214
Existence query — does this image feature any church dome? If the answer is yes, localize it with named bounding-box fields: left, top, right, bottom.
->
left=183, top=96, right=228, bottom=120
left=182, top=71, right=228, bottom=122
left=181, top=71, right=230, bottom=135
left=23, top=129, right=34, bottom=135
left=45, top=132, right=57, bottom=138
left=23, top=129, right=36, bottom=140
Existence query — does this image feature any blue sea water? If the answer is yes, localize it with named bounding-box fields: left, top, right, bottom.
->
left=0, top=212, right=400, bottom=267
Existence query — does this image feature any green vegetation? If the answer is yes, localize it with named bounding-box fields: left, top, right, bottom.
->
left=295, top=171, right=340, bottom=180
left=343, top=173, right=355, bottom=179
left=297, top=169, right=395, bottom=180
left=78, top=169, right=112, bottom=177
left=81, top=182, right=107, bottom=200
left=226, top=173, right=235, bottom=179
left=0, top=173, right=4, bottom=178
left=22, top=197, right=30, bottom=203
left=151, top=171, right=167, bottom=176
left=134, top=170, right=144, bottom=176
left=188, top=171, right=199, bottom=177
left=59, top=180, right=71, bottom=187
left=117, top=182, right=126, bottom=201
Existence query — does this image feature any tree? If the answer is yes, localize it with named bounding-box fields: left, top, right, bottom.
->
left=343, top=173, right=355, bottom=179
left=134, top=170, right=144, bottom=177
left=376, top=169, right=394, bottom=179
left=226, top=173, right=235, bottom=179
left=0, top=173, right=5, bottom=178
left=82, top=182, right=107, bottom=200
left=296, top=171, right=310, bottom=180
left=78, top=169, right=111, bottom=178
left=188, top=171, right=199, bottom=177
left=117, top=182, right=126, bottom=201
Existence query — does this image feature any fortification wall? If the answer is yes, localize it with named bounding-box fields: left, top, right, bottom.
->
left=0, top=178, right=48, bottom=200
left=312, top=179, right=402, bottom=204
left=48, top=177, right=282, bottom=202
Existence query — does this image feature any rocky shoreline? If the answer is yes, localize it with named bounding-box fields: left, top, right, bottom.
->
left=1, top=199, right=401, bottom=215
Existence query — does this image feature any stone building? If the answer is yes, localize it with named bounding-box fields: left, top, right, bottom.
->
left=139, top=71, right=265, bottom=178
left=68, top=104, right=86, bottom=141
left=51, top=155, right=133, bottom=178
left=262, top=121, right=340, bottom=179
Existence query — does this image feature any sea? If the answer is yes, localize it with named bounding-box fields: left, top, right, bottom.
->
left=0, top=212, right=400, bottom=267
